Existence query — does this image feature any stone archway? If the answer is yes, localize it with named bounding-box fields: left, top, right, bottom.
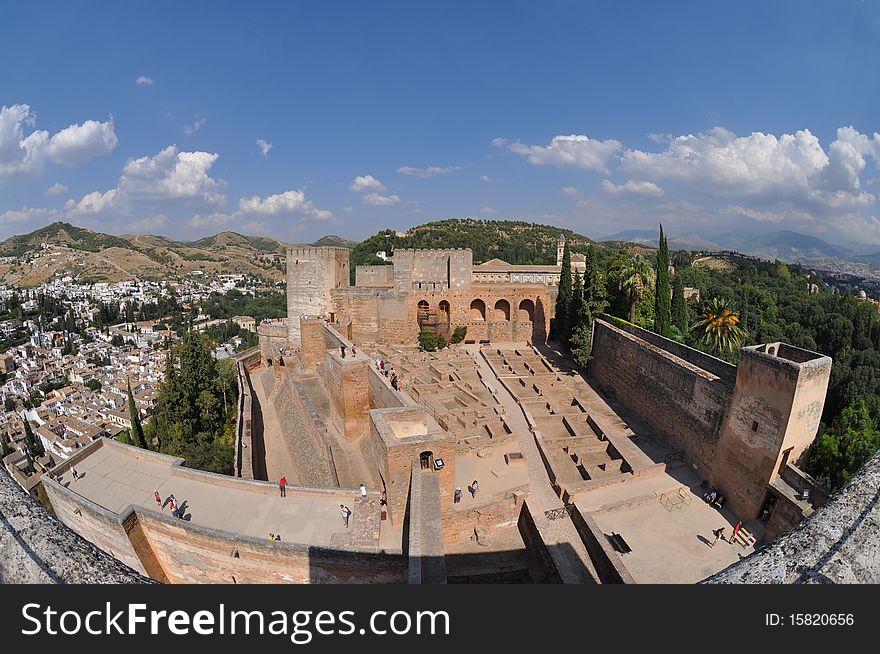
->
left=518, top=299, right=535, bottom=322
left=469, top=299, right=486, bottom=321
left=494, top=299, right=511, bottom=321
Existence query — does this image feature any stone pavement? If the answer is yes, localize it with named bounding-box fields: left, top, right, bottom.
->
left=65, top=444, right=366, bottom=547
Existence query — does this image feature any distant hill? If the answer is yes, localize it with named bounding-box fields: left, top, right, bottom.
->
left=717, top=230, right=853, bottom=261
left=0, top=222, right=287, bottom=287
left=351, top=218, right=594, bottom=270
left=601, top=228, right=721, bottom=252
left=312, top=234, right=358, bottom=248
left=601, top=227, right=865, bottom=265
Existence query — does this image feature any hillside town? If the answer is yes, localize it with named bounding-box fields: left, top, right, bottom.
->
left=0, top=273, right=263, bottom=495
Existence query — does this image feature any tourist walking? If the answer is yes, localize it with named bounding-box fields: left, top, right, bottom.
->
left=340, top=504, right=351, bottom=528
left=454, top=487, right=462, bottom=503
left=710, top=526, right=725, bottom=547
left=340, top=345, right=346, bottom=358
left=380, top=491, right=387, bottom=506
left=359, top=482, right=367, bottom=498
left=71, top=466, right=79, bottom=480
left=154, top=490, right=161, bottom=506
left=468, top=480, right=479, bottom=498
left=731, top=520, right=742, bottom=543
left=279, top=476, right=287, bottom=497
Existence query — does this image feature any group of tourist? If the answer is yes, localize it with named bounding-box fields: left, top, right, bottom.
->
left=154, top=490, right=186, bottom=519
left=374, top=357, right=402, bottom=392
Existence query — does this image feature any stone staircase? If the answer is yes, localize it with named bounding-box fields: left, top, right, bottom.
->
left=731, top=524, right=756, bottom=548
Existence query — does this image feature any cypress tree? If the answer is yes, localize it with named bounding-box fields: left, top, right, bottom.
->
left=24, top=447, right=35, bottom=475
left=568, top=271, right=585, bottom=341
left=22, top=418, right=44, bottom=457
left=127, top=379, right=148, bottom=450
left=1, top=436, right=10, bottom=458
left=672, top=274, right=688, bottom=334
left=654, top=224, right=672, bottom=337
left=554, top=240, right=573, bottom=341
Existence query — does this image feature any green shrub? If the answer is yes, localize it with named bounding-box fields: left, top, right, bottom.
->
left=419, top=331, right=447, bottom=352
left=451, top=326, right=467, bottom=344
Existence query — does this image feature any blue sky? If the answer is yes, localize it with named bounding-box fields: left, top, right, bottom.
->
left=2, top=1, right=880, bottom=247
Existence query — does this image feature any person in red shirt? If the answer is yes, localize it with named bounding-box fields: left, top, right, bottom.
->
left=279, top=476, right=287, bottom=497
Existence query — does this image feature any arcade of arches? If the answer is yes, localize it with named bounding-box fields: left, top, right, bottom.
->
left=414, top=291, right=547, bottom=343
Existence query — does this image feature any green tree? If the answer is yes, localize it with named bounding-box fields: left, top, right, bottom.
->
left=671, top=274, right=688, bottom=334
left=569, top=246, right=608, bottom=367
left=554, top=240, right=573, bottom=340
left=22, top=418, right=44, bottom=457
left=654, top=224, right=672, bottom=337
left=567, top=270, right=585, bottom=342
left=127, top=379, right=148, bottom=449
left=451, top=326, right=467, bottom=344
left=691, top=298, right=748, bottom=355
left=619, top=254, right=656, bottom=323
left=0, top=437, right=10, bottom=458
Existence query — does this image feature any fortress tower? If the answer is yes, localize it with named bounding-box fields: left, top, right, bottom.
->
left=286, top=247, right=350, bottom=342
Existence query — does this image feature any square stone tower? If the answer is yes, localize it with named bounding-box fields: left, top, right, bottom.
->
left=286, top=247, right=350, bottom=342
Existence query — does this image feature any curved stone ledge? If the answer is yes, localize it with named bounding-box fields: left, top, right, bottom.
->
left=0, top=467, right=151, bottom=584
left=705, top=452, right=880, bottom=584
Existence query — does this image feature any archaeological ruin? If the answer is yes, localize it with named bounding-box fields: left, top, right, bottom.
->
left=4, top=241, right=880, bottom=585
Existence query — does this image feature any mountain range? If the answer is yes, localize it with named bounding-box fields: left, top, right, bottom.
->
left=602, top=228, right=880, bottom=266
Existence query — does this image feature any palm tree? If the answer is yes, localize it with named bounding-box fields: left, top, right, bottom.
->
left=619, top=254, right=656, bottom=323
left=692, top=298, right=749, bottom=354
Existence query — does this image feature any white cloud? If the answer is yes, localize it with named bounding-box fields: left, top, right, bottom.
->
left=601, top=179, right=664, bottom=197
left=342, top=206, right=353, bottom=212
left=256, top=138, right=272, bottom=157
left=396, top=165, right=461, bottom=178
left=480, top=175, right=493, bottom=182
left=0, top=104, right=117, bottom=179
left=119, top=146, right=226, bottom=205
left=65, top=189, right=117, bottom=216
left=481, top=206, right=497, bottom=215
left=136, top=76, right=154, bottom=86
left=362, top=192, right=400, bottom=206
left=491, top=137, right=508, bottom=147
left=189, top=212, right=234, bottom=228
left=127, top=215, right=169, bottom=232
left=47, top=119, right=118, bottom=166
left=0, top=104, right=49, bottom=178
left=561, top=186, right=580, bottom=197
left=239, top=189, right=331, bottom=219
left=241, top=221, right=269, bottom=234
left=0, top=206, right=60, bottom=225
left=508, top=134, right=622, bottom=173
left=620, top=126, right=875, bottom=211
left=349, top=175, right=385, bottom=192
left=46, top=182, right=68, bottom=195
left=183, top=117, right=206, bottom=136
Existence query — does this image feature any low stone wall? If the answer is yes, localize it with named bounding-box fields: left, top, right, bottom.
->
left=570, top=503, right=635, bottom=584
left=0, top=467, right=150, bottom=583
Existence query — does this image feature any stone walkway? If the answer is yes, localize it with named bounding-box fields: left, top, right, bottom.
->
left=64, top=444, right=366, bottom=547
